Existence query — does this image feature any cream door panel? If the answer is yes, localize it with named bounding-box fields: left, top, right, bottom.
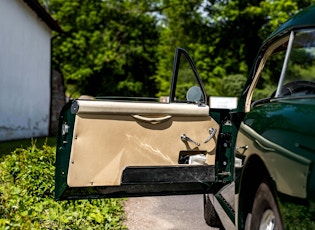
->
left=67, top=100, right=219, bottom=187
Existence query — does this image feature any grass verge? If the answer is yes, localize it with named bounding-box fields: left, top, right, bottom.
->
left=0, top=138, right=126, bottom=229
left=0, top=136, right=56, bottom=158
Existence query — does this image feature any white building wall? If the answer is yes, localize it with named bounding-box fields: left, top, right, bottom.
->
left=0, top=0, right=52, bottom=141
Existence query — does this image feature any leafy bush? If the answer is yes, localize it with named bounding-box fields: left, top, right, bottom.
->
left=0, top=141, right=126, bottom=229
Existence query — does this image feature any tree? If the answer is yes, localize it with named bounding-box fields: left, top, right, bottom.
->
left=45, top=0, right=160, bottom=98
left=152, top=0, right=220, bottom=96
left=41, top=0, right=315, bottom=98
left=199, top=0, right=314, bottom=96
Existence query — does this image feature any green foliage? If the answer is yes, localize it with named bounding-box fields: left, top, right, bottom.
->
left=47, top=0, right=159, bottom=98
left=0, top=137, right=55, bottom=158
left=280, top=200, right=315, bottom=230
left=0, top=142, right=126, bottom=229
left=152, top=0, right=297, bottom=97
left=217, top=74, right=247, bottom=97
left=41, top=0, right=315, bottom=98
left=153, top=0, right=214, bottom=96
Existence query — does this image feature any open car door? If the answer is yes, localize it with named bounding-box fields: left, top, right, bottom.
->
left=55, top=48, right=220, bottom=200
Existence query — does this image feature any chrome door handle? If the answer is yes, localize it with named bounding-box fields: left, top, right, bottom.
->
left=204, top=128, right=217, bottom=143
left=181, top=134, right=200, bottom=146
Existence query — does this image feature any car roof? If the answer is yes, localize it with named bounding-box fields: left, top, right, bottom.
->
left=263, top=4, right=315, bottom=47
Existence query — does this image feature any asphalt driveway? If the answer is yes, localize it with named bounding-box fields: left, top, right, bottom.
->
left=124, top=195, right=219, bottom=230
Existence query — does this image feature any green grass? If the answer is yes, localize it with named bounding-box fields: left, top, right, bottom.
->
left=0, top=136, right=56, bottom=158
left=0, top=137, right=126, bottom=229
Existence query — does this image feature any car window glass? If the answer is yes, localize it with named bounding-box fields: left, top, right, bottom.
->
left=277, top=29, right=315, bottom=97
left=173, top=51, right=205, bottom=103
left=252, top=51, right=283, bottom=102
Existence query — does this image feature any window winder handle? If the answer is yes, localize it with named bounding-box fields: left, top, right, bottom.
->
left=181, top=134, right=200, bottom=146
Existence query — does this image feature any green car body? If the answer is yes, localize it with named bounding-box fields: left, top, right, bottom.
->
left=55, top=5, right=315, bottom=229
left=234, top=5, right=315, bottom=229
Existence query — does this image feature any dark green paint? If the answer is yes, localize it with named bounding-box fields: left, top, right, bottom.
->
left=235, top=5, right=315, bottom=229
left=245, top=98, right=315, bottom=158
left=55, top=101, right=76, bottom=200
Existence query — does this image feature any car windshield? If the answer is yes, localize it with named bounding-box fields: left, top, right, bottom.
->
left=276, top=29, right=315, bottom=98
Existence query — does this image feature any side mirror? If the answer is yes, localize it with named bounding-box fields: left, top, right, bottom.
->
left=186, top=86, right=203, bottom=102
